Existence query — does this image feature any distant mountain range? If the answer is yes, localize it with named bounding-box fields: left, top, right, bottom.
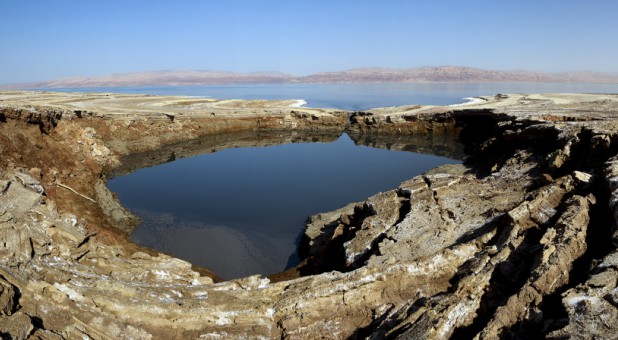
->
left=3, top=66, right=618, bottom=89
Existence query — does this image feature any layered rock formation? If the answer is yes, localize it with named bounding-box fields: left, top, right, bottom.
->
left=0, top=91, right=617, bottom=338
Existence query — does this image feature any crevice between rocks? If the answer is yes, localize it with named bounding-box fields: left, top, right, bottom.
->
left=296, top=184, right=416, bottom=277
left=345, top=189, right=412, bottom=271
left=450, top=128, right=618, bottom=337
left=296, top=203, right=375, bottom=276
left=358, top=122, right=618, bottom=338
left=395, top=188, right=412, bottom=226
left=512, top=176, right=616, bottom=336
left=450, top=208, right=558, bottom=338
left=295, top=110, right=525, bottom=278
left=285, top=110, right=618, bottom=289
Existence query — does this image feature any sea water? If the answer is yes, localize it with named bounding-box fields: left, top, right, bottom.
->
left=38, top=82, right=618, bottom=111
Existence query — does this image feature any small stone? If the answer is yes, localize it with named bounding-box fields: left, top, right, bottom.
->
left=587, top=270, right=617, bottom=288
left=0, top=312, right=34, bottom=339
left=598, top=250, right=618, bottom=269
left=0, top=280, right=17, bottom=315
left=331, top=225, right=345, bottom=239
left=486, top=245, right=498, bottom=255
left=573, top=171, right=593, bottom=184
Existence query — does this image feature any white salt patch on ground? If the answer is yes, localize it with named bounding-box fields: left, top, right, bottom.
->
left=54, top=283, right=85, bottom=302
left=289, top=99, right=307, bottom=107
left=215, top=311, right=239, bottom=325
left=565, top=295, right=602, bottom=307
left=449, top=97, right=486, bottom=107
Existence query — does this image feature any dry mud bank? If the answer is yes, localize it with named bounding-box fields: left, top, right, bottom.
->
left=1, top=91, right=618, bottom=338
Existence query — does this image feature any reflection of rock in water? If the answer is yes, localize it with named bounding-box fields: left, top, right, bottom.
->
left=349, top=132, right=465, bottom=160
left=108, top=129, right=342, bottom=178
left=108, top=130, right=464, bottom=179
left=131, top=210, right=279, bottom=280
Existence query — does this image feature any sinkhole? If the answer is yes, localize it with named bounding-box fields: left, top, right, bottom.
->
left=107, top=130, right=464, bottom=280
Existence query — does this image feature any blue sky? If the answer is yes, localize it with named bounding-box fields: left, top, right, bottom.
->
left=1, top=0, right=617, bottom=84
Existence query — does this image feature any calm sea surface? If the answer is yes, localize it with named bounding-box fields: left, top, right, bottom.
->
left=102, top=83, right=618, bottom=279
left=41, top=82, right=618, bottom=111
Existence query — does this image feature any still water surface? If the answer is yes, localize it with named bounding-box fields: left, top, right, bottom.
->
left=109, top=133, right=463, bottom=279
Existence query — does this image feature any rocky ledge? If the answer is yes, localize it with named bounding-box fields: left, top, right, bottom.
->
left=1, top=91, right=618, bottom=338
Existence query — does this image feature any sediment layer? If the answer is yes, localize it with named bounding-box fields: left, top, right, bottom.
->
left=1, top=91, right=617, bottom=338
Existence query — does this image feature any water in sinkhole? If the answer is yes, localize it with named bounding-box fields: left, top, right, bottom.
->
left=108, top=131, right=464, bottom=280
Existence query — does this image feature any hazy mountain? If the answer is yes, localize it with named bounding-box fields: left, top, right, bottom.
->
left=299, top=66, right=618, bottom=83
left=4, top=70, right=294, bottom=89
left=3, top=66, right=618, bottom=89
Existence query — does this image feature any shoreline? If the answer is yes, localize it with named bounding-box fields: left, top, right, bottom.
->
left=448, top=96, right=488, bottom=106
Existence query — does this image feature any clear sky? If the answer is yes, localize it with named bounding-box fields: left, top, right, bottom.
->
left=1, top=0, right=617, bottom=84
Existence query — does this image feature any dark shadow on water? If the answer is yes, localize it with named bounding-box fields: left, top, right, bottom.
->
left=285, top=230, right=304, bottom=269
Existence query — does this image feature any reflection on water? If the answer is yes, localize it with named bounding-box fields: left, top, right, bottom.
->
left=108, top=132, right=464, bottom=279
